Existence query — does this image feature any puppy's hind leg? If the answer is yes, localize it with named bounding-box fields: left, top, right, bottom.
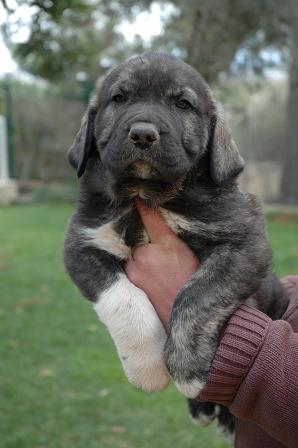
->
left=188, top=400, right=235, bottom=445
left=188, top=399, right=219, bottom=426
left=217, top=406, right=235, bottom=445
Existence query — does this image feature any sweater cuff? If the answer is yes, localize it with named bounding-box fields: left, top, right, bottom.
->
left=198, top=304, right=271, bottom=405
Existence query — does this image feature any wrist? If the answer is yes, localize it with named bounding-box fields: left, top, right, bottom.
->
left=198, top=304, right=271, bottom=405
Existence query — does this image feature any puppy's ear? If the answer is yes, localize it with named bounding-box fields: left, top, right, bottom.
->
left=67, top=77, right=104, bottom=178
left=208, top=103, right=244, bottom=185
left=68, top=108, right=97, bottom=178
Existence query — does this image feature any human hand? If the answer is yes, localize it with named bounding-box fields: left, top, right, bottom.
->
left=125, top=198, right=199, bottom=329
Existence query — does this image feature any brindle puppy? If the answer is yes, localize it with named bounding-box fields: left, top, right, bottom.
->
left=64, top=52, right=288, bottom=438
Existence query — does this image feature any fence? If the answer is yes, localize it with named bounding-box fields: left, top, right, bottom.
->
left=0, top=77, right=288, bottom=203
left=240, top=161, right=282, bottom=202
left=0, top=115, right=9, bottom=181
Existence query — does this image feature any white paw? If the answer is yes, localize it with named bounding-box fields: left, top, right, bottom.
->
left=191, top=404, right=220, bottom=427
left=120, top=343, right=170, bottom=392
left=217, top=425, right=235, bottom=446
left=93, top=274, right=171, bottom=392
left=175, top=378, right=204, bottom=398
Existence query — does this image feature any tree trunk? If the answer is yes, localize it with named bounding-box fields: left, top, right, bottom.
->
left=280, top=29, right=298, bottom=204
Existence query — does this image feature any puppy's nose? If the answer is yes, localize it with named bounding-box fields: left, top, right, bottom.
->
left=129, top=122, right=159, bottom=149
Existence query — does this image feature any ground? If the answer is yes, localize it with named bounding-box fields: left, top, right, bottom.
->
left=0, top=203, right=297, bottom=448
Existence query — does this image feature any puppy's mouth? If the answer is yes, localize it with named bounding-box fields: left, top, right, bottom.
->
left=112, top=161, right=184, bottom=205
left=124, top=161, right=160, bottom=179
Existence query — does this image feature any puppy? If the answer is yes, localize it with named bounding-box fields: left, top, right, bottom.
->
left=64, top=52, right=289, bottom=436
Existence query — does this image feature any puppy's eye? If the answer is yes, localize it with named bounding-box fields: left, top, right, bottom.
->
left=175, top=99, right=192, bottom=110
left=112, top=93, right=127, bottom=104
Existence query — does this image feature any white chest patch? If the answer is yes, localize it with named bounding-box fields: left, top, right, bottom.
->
left=81, top=209, right=191, bottom=260
left=82, top=222, right=130, bottom=259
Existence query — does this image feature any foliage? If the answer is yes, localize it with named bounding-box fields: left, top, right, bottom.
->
left=1, top=0, right=148, bottom=81
left=2, top=0, right=298, bottom=82
left=152, top=0, right=298, bottom=81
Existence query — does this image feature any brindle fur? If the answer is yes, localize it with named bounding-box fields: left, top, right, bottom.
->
left=64, top=52, right=289, bottom=439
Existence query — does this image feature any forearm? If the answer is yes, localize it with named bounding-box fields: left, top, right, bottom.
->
left=198, top=299, right=298, bottom=447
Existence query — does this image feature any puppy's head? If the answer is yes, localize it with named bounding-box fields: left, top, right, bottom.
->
left=69, top=52, right=244, bottom=203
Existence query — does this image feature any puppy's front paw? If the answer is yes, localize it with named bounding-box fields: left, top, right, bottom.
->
left=120, top=331, right=170, bottom=392
left=93, top=274, right=171, bottom=392
left=164, top=346, right=206, bottom=398
left=164, top=309, right=218, bottom=398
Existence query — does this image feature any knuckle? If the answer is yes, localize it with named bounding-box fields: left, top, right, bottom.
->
left=132, top=246, right=145, bottom=261
left=133, top=246, right=152, bottom=269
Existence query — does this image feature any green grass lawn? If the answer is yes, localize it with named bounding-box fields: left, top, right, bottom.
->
left=1, top=203, right=297, bottom=448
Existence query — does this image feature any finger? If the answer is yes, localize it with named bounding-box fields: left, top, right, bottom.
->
left=130, top=243, right=150, bottom=262
left=130, top=244, right=146, bottom=263
left=136, top=197, right=177, bottom=244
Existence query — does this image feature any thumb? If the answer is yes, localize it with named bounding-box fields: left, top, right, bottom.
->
left=136, top=197, right=177, bottom=245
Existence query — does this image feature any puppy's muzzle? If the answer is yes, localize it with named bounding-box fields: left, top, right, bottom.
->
left=129, top=122, right=159, bottom=150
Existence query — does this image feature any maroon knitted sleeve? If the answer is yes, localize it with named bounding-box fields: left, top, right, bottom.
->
left=198, top=276, right=298, bottom=448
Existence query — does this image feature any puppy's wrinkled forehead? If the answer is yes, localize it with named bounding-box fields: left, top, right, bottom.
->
left=102, top=52, right=212, bottom=110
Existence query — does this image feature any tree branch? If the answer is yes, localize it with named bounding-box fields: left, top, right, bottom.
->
left=0, top=0, right=14, bottom=13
